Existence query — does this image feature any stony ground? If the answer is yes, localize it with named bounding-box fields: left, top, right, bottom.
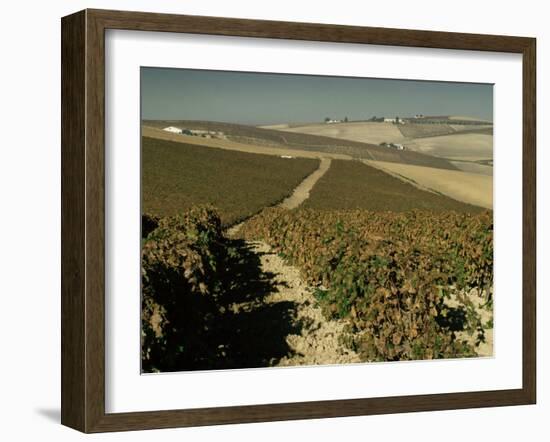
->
left=232, top=240, right=361, bottom=366
left=225, top=157, right=492, bottom=367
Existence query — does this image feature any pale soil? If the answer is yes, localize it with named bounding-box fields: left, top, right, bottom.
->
left=225, top=221, right=246, bottom=238
left=446, top=156, right=493, bottom=162
left=449, top=124, right=493, bottom=132
left=271, top=122, right=406, bottom=145
left=260, top=123, right=290, bottom=130
left=226, top=160, right=360, bottom=366
left=407, top=133, right=493, bottom=161
left=365, top=160, right=493, bottom=209
left=226, top=160, right=491, bottom=364
left=229, top=240, right=361, bottom=366
left=448, top=116, right=492, bottom=122
left=149, top=121, right=494, bottom=365
left=280, top=158, right=331, bottom=209
left=142, top=125, right=352, bottom=160
left=230, top=236, right=493, bottom=364
left=226, top=158, right=332, bottom=237
left=397, top=124, right=456, bottom=139
left=446, top=288, right=493, bottom=357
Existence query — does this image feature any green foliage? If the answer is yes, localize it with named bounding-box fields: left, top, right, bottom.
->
left=141, top=206, right=231, bottom=372
left=241, top=207, right=493, bottom=361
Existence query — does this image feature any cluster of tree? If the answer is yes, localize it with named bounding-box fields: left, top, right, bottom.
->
left=322, top=115, right=408, bottom=124
left=369, top=116, right=385, bottom=122
left=324, top=116, right=349, bottom=123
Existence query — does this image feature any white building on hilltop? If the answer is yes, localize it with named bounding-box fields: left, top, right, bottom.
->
left=162, top=126, right=183, bottom=134
left=383, top=117, right=405, bottom=124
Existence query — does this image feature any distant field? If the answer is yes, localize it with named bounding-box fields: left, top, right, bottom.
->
left=302, top=160, right=484, bottom=213
left=409, top=115, right=491, bottom=124
left=259, top=123, right=290, bottom=129
left=365, top=160, right=493, bottom=209
left=143, top=120, right=458, bottom=171
left=144, top=119, right=381, bottom=152
left=449, top=125, right=493, bottom=135
left=265, top=121, right=492, bottom=143
left=270, top=121, right=405, bottom=145
left=407, top=133, right=493, bottom=161
left=450, top=161, right=493, bottom=176
left=448, top=115, right=492, bottom=122
left=142, top=126, right=352, bottom=160
left=398, top=123, right=456, bottom=139
left=142, top=136, right=320, bottom=225
left=398, top=124, right=492, bottom=139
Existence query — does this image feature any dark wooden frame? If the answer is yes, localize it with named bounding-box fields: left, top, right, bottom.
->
left=61, top=8, right=536, bottom=433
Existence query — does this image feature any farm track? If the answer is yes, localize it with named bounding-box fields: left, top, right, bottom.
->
left=142, top=125, right=352, bottom=160
left=226, top=157, right=360, bottom=366
left=143, top=121, right=459, bottom=170
left=227, top=157, right=331, bottom=235
left=227, top=240, right=361, bottom=367
left=280, top=158, right=331, bottom=209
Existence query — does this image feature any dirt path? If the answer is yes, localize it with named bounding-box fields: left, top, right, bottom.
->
left=222, top=155, right=491, bottom=366
left=279, top=158, right=331, bottom=209
left=224, top=157, right=359, bottom=366
left=229, top=240, right=360, bottom=366
left=226, top=158, right=331, bottom=237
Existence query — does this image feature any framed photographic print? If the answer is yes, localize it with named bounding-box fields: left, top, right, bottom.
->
left=61, top=9, right=536, bottom=433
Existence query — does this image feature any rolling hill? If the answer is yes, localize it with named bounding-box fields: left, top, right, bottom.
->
left=143, top=120, right=459, bottom=170
left=302, top=159, right=485, bottom=213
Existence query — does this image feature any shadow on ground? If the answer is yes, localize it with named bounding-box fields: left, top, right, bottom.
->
left=152, top=238, right=303, bottom=372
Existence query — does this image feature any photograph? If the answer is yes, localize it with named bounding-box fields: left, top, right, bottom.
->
left=140, top=67, right=494, bottom=373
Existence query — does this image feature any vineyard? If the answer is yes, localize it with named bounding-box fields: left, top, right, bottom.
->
left=143, top=120, right=459, bottom=170
left=141, top=204, right=493, bottom=370
left=240, top=208, right=493, bottom=361
left=397, top=123, right=457, bottom=139
left=303, top=160, right=484, bottom=213
left=142, top=207, right=307, bottom=372
left=141, top=207, right=231, bottom=372
left=142, top=136, right=319, bottom=226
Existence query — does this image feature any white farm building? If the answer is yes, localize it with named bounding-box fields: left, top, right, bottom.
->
left=163, top=126, right=183, bottom=134
left=161, top=127, right=226, bottom=139
left=383, top=117, right=404, bottom=124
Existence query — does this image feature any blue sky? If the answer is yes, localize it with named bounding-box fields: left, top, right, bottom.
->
left=141, top=67, right=493, bottom=125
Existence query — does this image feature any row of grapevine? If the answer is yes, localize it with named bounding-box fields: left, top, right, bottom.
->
left=241, top=208, right=493, bottom=361
left=141, top=206, right=236, bottom=372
